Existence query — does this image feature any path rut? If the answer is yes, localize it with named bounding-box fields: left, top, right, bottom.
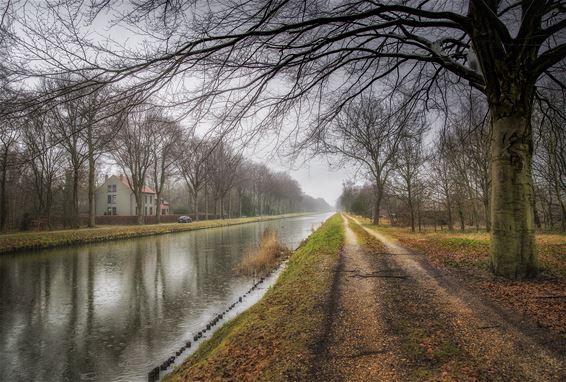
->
left=317, top=215, right=565, bottom=381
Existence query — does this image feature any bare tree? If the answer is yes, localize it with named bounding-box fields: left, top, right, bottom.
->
left=9, top=1, right=566, bottom=277
left=208, top=141, right=243, bottom=219
left=392, top=134, right=427, bottom=232
left=47, top=78, right=91, bottom=228
left=80, top=87, right=115, bottom=227
left=22, top=111, right=64, bottom=228
left=0, top=119, right=19, bottom=230
left=533, top=87, right=566, bottom=231
left=150, top=116, right=182, bottom=223
left=177, top=136, right=210, bottom=220
left=430, top=141, right=455, bottom=231
left=112, top=107, right=158, bottom=225
left=321, top=94, right=423, bottom=224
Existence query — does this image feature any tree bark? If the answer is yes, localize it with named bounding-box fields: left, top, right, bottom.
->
left=0, top=149, right=8, bottom=231
left=446, top=194, right=453, bottom=231
left=135, top=193, right=144, bottom=225
left=205, top=186, right=209, bottom=220
left=457, top=199, right=465, bottom=231
left=193, top=191, right=199, bottom=220
left=489, top=109, right=537, bottom=278
left=87, top=142, right=96, bottom=228
left=72, top=165, right=80, bottom=228
left=483, top=196, right=491, bottom=232
left=408, top=182, right=415, bottom=232
left=156, top=192, right=161, bottom=224
left=372, top=186, right=382, bottom=225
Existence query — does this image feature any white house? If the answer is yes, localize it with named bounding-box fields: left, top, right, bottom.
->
left=95, top=175, right=170, bottom=216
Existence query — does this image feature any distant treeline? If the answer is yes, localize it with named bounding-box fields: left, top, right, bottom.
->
left=0, top=80, right=331, bottom=230
left=337, top=92, right=565, bottom=233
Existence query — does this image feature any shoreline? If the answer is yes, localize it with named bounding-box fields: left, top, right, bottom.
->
left=0, top=213, right=318, bottom=255
left=163, top=213, right=344, bottom=381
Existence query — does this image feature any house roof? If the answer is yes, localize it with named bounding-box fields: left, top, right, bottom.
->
left=98, top=174, right=156, bottom=194
left=116, top=175, right=156, bottom=194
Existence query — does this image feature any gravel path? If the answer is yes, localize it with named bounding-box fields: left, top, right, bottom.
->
left=316, top=215, right=405, bottom=381
left=317, top=215, right=566, bottom=381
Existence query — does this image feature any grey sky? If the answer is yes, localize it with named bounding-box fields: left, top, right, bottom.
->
left=268, top=157, right=351, bottom=208
left=12, top=1, right=353, bottom=207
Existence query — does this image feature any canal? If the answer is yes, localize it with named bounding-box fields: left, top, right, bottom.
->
left=0, top=213, right=332, bottom=381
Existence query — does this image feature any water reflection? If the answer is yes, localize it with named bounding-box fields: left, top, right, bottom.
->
left=0, top=213, right=332, bottom=382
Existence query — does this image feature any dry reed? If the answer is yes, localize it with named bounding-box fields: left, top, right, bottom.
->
left=237, top=227, right=291, bottom=276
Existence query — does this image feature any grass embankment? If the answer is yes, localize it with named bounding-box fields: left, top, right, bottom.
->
left=0, top=213, right=308, bottom=254
left=355, top=216, right=566, bottom=338
left=164, top=214, right=344, bottom=381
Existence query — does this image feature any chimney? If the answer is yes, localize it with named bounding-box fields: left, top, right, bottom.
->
left=119, top=174, right=124, bottom=182
left=105, top=174, right=109, bottom=181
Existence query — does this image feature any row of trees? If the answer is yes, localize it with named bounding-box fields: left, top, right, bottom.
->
left=0, top=80, right=330, bottom=230
left=2, top=0, right=565, bottom=279
left=337, top=90, right=565, bottom=234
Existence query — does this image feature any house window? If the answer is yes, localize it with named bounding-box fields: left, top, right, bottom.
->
left=145, top=207, right=148, bottom=216
left=145, top=195, right=147, bottom=204
left=107, top=195, right=112, bottom=204
left=107, top=184, right=117, bottom=192
left=112, top=184, right=116, bottom=192
left=150, top=196, right=153, bottom=204
left=149, top=207, right=153, bottom=215
left=112, top=207, right=117, bottom=215
left=112, top=195, right=117, bottom=204
left=107, top=185, right=112, bottom=192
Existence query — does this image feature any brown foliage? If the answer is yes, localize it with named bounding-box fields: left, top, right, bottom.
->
left=237, top=227, right=291, bottom=276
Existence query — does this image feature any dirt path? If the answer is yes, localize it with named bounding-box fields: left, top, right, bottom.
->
left=316, top=215, right=405, bottom=381
left=317, top=215, right=565, bottom=381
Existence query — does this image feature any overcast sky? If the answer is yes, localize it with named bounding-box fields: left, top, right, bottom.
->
left=266, top=156, right=352, bottom=208
left=13, top=2, right=356, bottom=207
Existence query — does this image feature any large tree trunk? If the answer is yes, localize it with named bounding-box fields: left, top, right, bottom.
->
left=483, top=196, right=491, bottom=232
left=457, top=199, right=465, bottom=231
left=408, top=183, right=415, bottom=232
left=446, top=194, right=453, bottom=231
left=46, top=178, right=53, bottom=230
left=205, top=186, right=209, bottom=220
left=417, top=199, right=422, bottom=232
left=135, top=193, right=144, bottom=225
left=0, top=150, right=8, bottom=231
left=156, top=192, right=161, bottom=224
left=88, top=149, right=96, bottom=228
left=372, top=185, right=382, bottom=225
left=489, top=109, right=537, bottom=278
left=554, top=182, right=566, bottom=233
left=72, top=166, right=80, bottom=228
left=193, top=191, right=199, bottom=220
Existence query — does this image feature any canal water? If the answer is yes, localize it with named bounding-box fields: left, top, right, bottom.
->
left=0, top=213, right=332, bottom=382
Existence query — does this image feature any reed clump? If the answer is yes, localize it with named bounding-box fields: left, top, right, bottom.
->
left=237, top=227, right=291, bottom=276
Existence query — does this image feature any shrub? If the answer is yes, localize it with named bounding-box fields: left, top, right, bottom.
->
left=237, top=227, right=291, bottom=276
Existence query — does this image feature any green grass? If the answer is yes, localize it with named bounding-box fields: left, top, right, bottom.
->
left=0, top=213, right=309, bottom=254
left=440, top=237, right=487, bottom=250
left=164, top=213, right=344, bottom=381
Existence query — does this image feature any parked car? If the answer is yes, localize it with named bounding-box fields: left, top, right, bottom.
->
left=178, top=216, right=193, bottom=223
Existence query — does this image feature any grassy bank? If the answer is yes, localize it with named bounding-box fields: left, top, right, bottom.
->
left=0, top=213, right=309, bottom=254
left=358, top=218, right=566, bottom=277
left=355, top=216, right=566, bottom=339
left=164, top=213, right=344, bottom=381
